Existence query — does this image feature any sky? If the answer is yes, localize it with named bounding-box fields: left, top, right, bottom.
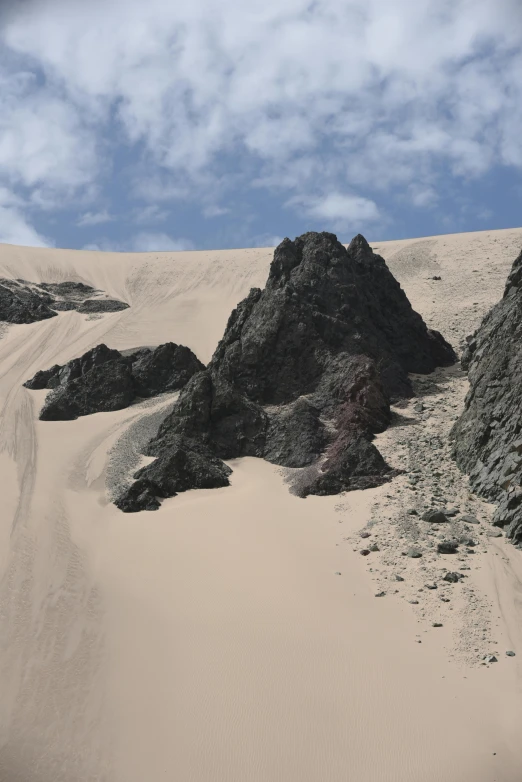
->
left=0, top=0, right=521, bottom=252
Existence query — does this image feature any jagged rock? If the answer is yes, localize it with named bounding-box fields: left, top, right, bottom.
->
left=40, top=361, right=135, bottom=420
left=115, top=479, right=163, bottom=513
left=117, top=231, right=455, bottom=511
left=25, top=342, right=204, bottom=420
left=0, top=278, right=129, bottom=323
left=0, top=279, right=58, bottom=324
left=452, top=248, right=522, bottom=545
left=78, top=298, right=130, bottom=313
left=129, top=343, right=205, bottom=397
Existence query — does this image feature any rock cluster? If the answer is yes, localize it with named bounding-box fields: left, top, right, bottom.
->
left=0, top=278, right=129, bottom=323
left=451, top=248, right=522, bottom=544
left=117, top=231, right=455, bottom=512
left=24, top=342, right=204, bottom=421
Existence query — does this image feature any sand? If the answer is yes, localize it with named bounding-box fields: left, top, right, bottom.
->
left=0, top=228, right=521, bottom=781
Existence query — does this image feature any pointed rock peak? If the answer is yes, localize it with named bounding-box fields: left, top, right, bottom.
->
left=268, top=231, right=346, bottom=287
left=347, top=233, right=372, bottom=258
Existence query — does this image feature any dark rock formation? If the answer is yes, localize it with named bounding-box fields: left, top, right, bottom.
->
left=116, top=231, right=455, bottom=512
left=0, top=277, right=129, bottom=323
left=0, top=279, right=57, bottom=324
left=78, top=299, right=130, bottom=313
left=451, top=248, right=522, bottom=545
left=24, top=342, right=205, bottom=420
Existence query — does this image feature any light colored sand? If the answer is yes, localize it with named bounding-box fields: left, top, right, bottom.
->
left=0, top=228, right=521, bottom=781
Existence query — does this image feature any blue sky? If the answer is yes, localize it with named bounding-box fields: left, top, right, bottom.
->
left=0, top=0, right=521, bottom=251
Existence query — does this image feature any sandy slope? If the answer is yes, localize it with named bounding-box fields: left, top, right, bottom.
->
left=0, top=228, right=521, bottom=781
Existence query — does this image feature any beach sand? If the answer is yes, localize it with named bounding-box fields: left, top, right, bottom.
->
left=0, top=228, right=521, bottom=782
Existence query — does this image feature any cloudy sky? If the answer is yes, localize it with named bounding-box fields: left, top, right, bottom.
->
left=0, top=0, right=521, bottom=251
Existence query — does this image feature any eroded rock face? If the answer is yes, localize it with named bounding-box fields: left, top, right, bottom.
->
left=24, top=343, right=205, bottom=421
left=0, top=278, right=129, bottom=323
left=116, top=231, right=455, bottom=512
left=0, top=280, right=58, bottom=324
left=452, top=248, right=522, bottom=545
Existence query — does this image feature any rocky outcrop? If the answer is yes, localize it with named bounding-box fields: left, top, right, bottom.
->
left=77, top=299, right=130, bottom=313
left=451, top=248, right=522, bottom=545
left=0, top=278, right=129, bottom=323
left=24, top=342, right=205, bottom=420
left=0, top=279, right=58, bottom=324
left=116, top=231, right=455, bottom=512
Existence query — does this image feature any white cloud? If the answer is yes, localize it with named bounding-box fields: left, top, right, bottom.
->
left=287, top=192, right=380, bottom=231
left=0, top=187, right=53, bottom=246
left=203, top=205, right=230, bottom=218
left=0, top=207, right=52, bottom=247
left=0, top=0, right=521, bottom=227
left=77, top=209, right=113, bottom=226
left=133, top=204, right=169, bottom=224
left=129, top=232, right=194, bottom=252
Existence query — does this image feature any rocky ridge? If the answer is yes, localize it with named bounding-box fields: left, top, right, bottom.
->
left=24, top=342, right=204, bottom=421
left=0, top=278, right=129, bottom=323
left=451, top=248, right=522, bottom=546
left=116, top=231, right=456, bottom=512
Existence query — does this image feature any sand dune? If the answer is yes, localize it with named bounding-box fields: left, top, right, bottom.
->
left=0, top=228, right=522, bottom=781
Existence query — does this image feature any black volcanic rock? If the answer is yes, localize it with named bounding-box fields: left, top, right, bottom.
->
left=0, top=279, right=58, bottom=324
left=78, top=298, right=130, bottom=313
left=451, top=248, right=522, bottom=545
left=0, top=278, right=129, bottom=322
left=24, top=342, right=205, bottom=421
left=40, top=361, right=135, bottom=420
left=116, top=231, right=455, bottom=512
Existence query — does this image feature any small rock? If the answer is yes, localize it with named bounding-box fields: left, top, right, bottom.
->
left=432, top=275, right=442, bottom=280
left=439, top=596, right=451, bottom=602
left=437, top=540, right=459, bottom=554
left=432, top=622, right=443, bottom=627
left=407, top=548, right=423, bottom=558
left=335, top=571, right=342, bottom=575
left=487, top=529, right=503, bottom=538
left=369, top=543, right=380, bottom=552
left=460, top=514, right=479, bottom=525
left=425, top=583, right=438, bottom=590
left=506, top=651, right=516, bottom=657
left=422, top=510, right=449, bottom=524
left=360, top=549, right=371, bottom=556
left=443, top=571, right=463, bottom=583
left=483, top=655, right=497, bottom=663
left=394, top=574, right=405, bottom=582
left=360, top=531, right=371, bottom=538
left=408, top=599, right=419, bottom=604
left=442, top=508, right=459, bottom=517
left=375, top=591, right=386, bottom=597
left=407, top=509, right=418, bottom=515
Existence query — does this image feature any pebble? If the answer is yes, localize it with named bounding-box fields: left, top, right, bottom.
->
left=408, top=599, right=419, bottom=604
left=506, top=651, right=516, bottom=657
left=360, top=531, right=371, bottom=538
left=425, top=583, right=438, bottom=590
left=432, top=622, right=443, bottom=627
left=360, top=549, right=371, bottom=556
left=487, top=529, right=503, bottom=538
left=443, top=571, right=463, bottom=583
left=335, top=572, right=342, bottom=575
left=460, top=514, right=479, bottom=525
left=483, top=655, right=497, bottom=663
left=369, top=544, right=380, bottom=552
left=375, top=591, right=386, bottom=597
left=406, top=548, right=423, bottom=558
left=394, top=574, right=405, bottom=582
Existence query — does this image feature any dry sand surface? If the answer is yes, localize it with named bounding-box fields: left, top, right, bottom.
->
left=0, top=228, right=522, bottom=782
